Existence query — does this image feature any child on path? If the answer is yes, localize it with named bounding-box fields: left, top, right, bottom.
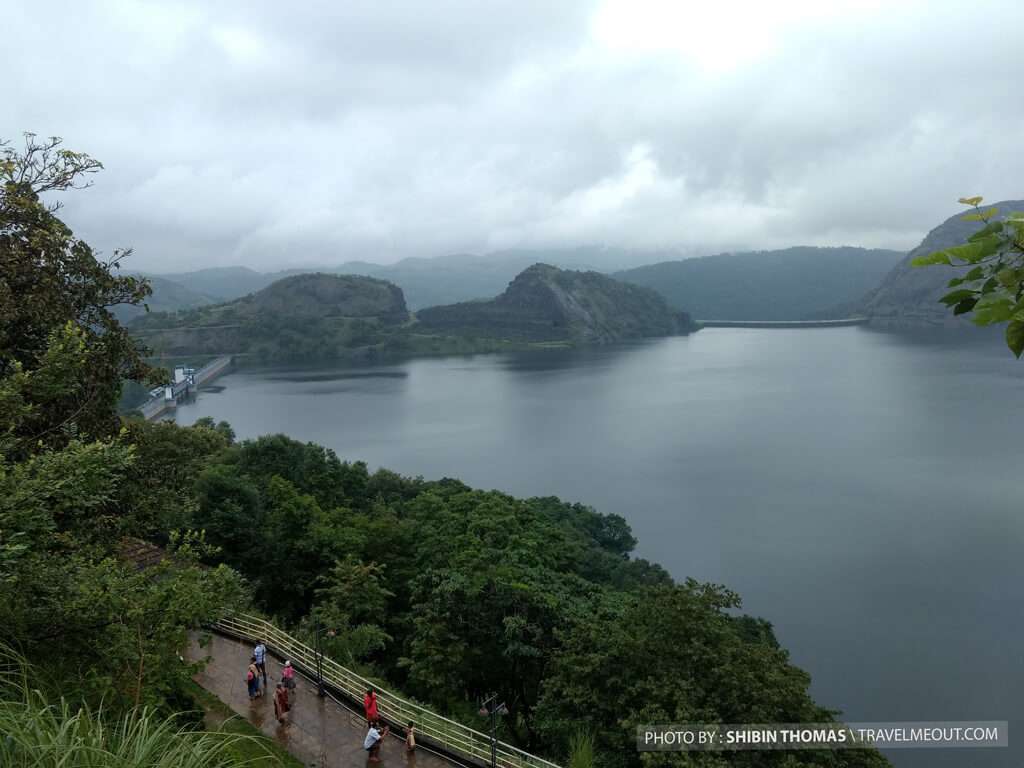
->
left=282, top=660, right=296, bottom=697
left=246, top=657, right=260, bottom=700
left=405, top=721, right=416, bottom=753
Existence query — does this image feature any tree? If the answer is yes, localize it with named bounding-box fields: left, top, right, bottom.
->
left=0, top=134, right=245, bottom=716
left=1, top=134, right=155, bottom=452
left=913, top=196, right=1024, bottom=357
left=305, top=556, right=394, bottom=663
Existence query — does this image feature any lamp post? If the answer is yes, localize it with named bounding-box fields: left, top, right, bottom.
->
left=478, top=694, right=507, bottom=768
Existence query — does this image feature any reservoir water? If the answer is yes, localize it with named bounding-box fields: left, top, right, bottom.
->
left=173, top=327, right=1023, bottom=768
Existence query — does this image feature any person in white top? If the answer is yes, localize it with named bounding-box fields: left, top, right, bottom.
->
left=363, top=723, right=388, bottom=762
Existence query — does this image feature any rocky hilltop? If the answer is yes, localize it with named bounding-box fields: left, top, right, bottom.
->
left=416, top=263, right=696, bottom=343
left=861, top=200, right=1024, bottom=328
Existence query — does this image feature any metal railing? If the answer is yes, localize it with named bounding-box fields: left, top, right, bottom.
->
left=213, top=613, right=561, bottom=768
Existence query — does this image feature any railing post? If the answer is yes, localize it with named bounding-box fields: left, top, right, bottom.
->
left=314, top=618, right=325, bottom=698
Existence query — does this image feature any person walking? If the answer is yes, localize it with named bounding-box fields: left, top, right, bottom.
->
left=273, top=682, right=290, bottom=724
left=253, top=640, right=268, bottom=688
left=364, top=687, right=379, bottom=727
left=405, top=721, right=416, bottom=753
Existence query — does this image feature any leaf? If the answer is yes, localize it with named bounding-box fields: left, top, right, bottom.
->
left=953, top=298, right=978, bottom=316
left=1007, top=320, right=1024, bottom=358
left=912, top=250, right=951, bottom=267
left=945, top=235, right=1003, bottom=264
left=981, top=276, right=999, bottom=295
left=958, top=196, right=984, bottom=206
left=967, top=220, right=1003, bottom=241
left=939, top=288, right=977, bottom=306
left=972, top=296, right=1014, bottom=325
left=963, top=207, right=1000, bottom=222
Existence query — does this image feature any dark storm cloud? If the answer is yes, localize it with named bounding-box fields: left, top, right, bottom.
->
left=3, top=0, right=1021, bottom=270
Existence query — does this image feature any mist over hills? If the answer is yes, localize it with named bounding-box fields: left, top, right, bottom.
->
left=145, top=247, right=691, bottom=309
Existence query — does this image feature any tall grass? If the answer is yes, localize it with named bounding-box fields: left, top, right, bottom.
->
left=567, top=731, right=594, bottom=768
left=0, top=647, right=275, bottom=767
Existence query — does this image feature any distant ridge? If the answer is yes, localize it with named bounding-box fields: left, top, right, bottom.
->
left=614, top=246, right=903, bottom=321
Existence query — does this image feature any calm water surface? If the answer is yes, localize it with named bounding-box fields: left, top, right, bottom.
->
left=174, top=328, right=1023, bottom=768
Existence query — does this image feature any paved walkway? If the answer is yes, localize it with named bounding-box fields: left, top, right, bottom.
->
left=189, top=632, right=454, bottom=768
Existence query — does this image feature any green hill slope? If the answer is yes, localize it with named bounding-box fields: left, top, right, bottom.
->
left=615, top=246, right=902, bottom=321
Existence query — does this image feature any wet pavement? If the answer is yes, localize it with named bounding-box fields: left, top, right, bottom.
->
left=189, top=632, right=454, bottom=768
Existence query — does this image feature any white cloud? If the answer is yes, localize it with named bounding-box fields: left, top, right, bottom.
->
left=2, top=0, right=1021, bottom=270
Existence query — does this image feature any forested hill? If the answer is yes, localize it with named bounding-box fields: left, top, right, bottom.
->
left=416, top=263, right=697, bottom=342
left=131, top=265, right=697, bottom=362
left=615, top=246, right=902, bottom=321
left=859, top=200, right=1024, bottom=328
left=131, top=272, right=410, bottom=360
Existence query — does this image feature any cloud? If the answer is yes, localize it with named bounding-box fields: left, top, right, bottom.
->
left=3, top=0, right=1021, bottom=270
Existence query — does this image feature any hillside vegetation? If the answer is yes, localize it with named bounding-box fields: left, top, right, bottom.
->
left=132, top=265, right=696, bottom=362
left=417, top=263, right=696, bottom=343
left=860, top=199, right=1024, bottom=328
left=616, top=246, right=902, bottom=320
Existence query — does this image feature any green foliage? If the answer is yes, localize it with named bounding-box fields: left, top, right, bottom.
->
left=568, top=731, right=595, bottom=768
left=181, top=434, right=885, bottom=766
left=913, top=197, right=1024, bottom=356
left=0, top=649, right=278, bottom=768
left=0, top=135, right=247, bottom=719
left=1, top=134, right=156, bottom=453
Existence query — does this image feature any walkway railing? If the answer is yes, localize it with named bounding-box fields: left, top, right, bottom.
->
left=213, top=613, right=561, bottom=768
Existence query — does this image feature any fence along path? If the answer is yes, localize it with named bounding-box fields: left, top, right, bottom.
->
left=214, top=614, right=561, bottom=768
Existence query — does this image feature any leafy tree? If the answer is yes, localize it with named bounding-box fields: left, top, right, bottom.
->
left=913, top=196, right=1024, bottom=356
left=1, top=134, right=154, bottom=453
left=0, top=134, right=246, bottom=717
left=304, top=555, right=394, bottom=663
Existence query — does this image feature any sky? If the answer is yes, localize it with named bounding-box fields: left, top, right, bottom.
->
left=4, top=0, right=1022, bottom=272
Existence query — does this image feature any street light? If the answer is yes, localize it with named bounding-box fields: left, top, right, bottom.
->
left=479, top=694, right=508, bottom=768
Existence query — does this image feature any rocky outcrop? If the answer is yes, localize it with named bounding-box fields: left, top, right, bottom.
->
left=416, top=263, right=696, bottom=343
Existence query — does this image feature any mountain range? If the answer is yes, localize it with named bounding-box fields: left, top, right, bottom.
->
left=131, top=264, right=692, bottom=363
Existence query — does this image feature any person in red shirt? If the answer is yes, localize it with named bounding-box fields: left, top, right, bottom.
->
left=363, top=687, right=379, bottom=727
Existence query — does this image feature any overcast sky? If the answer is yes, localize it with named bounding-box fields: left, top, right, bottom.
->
left=4, top=0, right=1022, bottom=271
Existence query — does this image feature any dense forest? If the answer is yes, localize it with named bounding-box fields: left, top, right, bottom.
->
left=1, top=138, right=890, bottom=767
